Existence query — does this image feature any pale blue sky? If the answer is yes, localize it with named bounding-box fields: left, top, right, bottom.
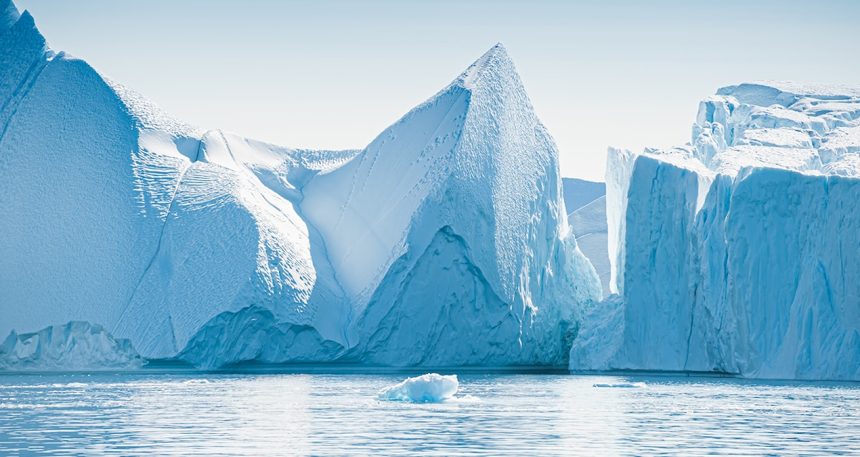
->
left=16, top=0, right=860, bottom=180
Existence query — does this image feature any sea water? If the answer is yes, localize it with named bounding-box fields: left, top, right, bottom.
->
left=0, top=373, right=857, bottom=455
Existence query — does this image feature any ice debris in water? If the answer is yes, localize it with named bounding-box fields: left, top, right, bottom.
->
left=378, top=373, right=459, bottom=403
left=593, top=382, right=646, bottom=388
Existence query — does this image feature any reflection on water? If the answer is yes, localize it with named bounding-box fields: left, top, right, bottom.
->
left=0, top=373, right=858, bottom=456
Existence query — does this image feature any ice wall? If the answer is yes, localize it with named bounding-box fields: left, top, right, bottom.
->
left=572, top=83, right=860, bottom=380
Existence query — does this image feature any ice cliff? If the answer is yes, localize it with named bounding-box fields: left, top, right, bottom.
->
left=570, top=82, right=860, bottom=381
left=0, top=1, right=600, bottom=370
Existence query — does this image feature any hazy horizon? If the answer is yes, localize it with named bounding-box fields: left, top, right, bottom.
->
left=16, top=0, right=860, bottom=181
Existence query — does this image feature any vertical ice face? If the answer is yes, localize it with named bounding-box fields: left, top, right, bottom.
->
left=0, top=3, right=601, bottom=371
left=303, top=44, right=601, bottom=366
left=572, top=82, right=860, bottom=380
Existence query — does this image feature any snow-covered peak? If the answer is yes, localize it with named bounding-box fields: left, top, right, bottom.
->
left=301, top=43, right=599, bottom=364
left=455, top=42, right=513, bottom=89
left=0, top=0, right=199, bottom=151
left=302, top=42, right=586, bottom=307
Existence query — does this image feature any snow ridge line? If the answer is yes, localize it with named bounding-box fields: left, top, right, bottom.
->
left=330, top=85, right=466, bottom=238
left=352, top=91, right=469, bottom=300
left=337, top=87, right=471, bottom=304
left=219, top=130, right=310, bottom=236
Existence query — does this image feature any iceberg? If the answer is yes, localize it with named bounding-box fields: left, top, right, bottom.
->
left=0, top=1, right=600, bottom=370
left=304, top=44, right=600, bottom=367
left=571, top=82, right=860, bottom=381
left=378, top=373, right=459, bottom=403
left=0, top=322, right=143, bottom=371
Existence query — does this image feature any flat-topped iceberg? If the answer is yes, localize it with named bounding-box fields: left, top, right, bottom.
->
left=571, top=82, right=860, bottom=381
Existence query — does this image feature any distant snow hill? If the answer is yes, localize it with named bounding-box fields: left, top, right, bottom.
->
left=562, top=179, right=609, bottom=298
left=0, top=0, right=601, bottom=370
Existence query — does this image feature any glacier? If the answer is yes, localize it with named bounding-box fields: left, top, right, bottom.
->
left=0, top=1, right=600, bottom=370
left=570, top=82, right=860, bottom=381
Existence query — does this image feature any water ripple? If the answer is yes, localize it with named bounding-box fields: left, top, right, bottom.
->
left=0, top=373, right=857, bottom=456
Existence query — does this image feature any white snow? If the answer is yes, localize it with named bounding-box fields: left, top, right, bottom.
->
left=378, top=373, right=459, bottom=403
left=0, top=4, right=600, bottom=371
left=572, top=82, right=860, bottom=381
left=695, top=81, right=860, bottom=177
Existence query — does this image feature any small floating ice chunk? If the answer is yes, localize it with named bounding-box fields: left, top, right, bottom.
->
left=593, top=382, right=646, bottom=388
left=378, top=373, right=459, bottom=403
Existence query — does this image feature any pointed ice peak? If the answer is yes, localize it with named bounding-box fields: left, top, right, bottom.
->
left=456, top=42, right=518, bottom=90
left=1, top=0, right=21, bottom=33
left=480, top=42, right=509, bottom=61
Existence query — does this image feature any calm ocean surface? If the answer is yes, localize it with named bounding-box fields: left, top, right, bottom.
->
left=0, top=372, right=857, bottom=456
